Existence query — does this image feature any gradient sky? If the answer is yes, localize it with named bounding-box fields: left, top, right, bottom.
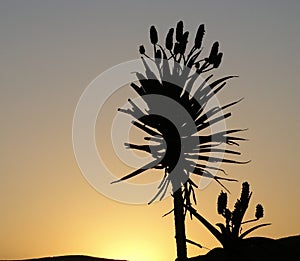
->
left=0, top=1, right=300, bottom=261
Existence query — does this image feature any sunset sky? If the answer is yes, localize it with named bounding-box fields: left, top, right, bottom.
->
left=0, top=1, right=300, bottom=261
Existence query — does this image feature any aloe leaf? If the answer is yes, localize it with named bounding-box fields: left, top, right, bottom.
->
left=186, top=239, right=202, bottom=249
left=148, top=178, right=170, bottom=204
left=193, top=74, right=214, bottom=100
left=141, top=57, right=159, bottom=82
left=162, top=208, right=174, bottom=217
left=222, top=98, right=244, bottom=110
left=198, top=76, right=237, bottom=100
left=240, top=223, right=271, bottom=239
left=186, top=205, right=225, bottom=247
left=132, top=120, right=161, bottom=136
left=196, top=112, right=232, bottom=131
left=199, top=148, right=241, bottom=155
left=130, top=82, right=145, bottom=96
left=111, top=160, right=160, bottom=184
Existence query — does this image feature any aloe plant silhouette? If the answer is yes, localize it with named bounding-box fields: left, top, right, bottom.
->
left=186, top=182, right=271, bottom=251
left=111, top=21, right=248, bottom=260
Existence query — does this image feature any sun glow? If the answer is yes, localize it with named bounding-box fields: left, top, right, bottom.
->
left=103, top=240, right=167, bottom=261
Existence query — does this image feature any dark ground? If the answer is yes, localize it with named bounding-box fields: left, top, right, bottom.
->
left=189, top=235, right=300, bottom=261
left=1, top=256, right=126, bottom=261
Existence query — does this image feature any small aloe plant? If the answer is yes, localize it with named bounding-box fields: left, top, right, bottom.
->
left=186, top=182, right=271, bottom=250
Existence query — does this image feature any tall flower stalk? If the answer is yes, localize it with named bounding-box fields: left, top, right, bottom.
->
left=112, top=21, right=248, bottom=260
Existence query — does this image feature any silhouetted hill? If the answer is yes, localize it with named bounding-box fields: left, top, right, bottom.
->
left=1, top=255, right=126, bottom=261
left=3, top=235, right=299, bottom=261
left=189, top=235, right=300, bottom=261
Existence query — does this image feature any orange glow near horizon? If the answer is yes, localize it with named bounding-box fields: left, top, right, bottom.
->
left=102, top=239, right=169, bottom=261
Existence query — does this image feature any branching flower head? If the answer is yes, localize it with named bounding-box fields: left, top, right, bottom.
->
left=112, top=21, right=248, bottom=204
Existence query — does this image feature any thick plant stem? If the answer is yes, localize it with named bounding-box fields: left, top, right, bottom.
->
left=173, top=185, right=187, bottom=261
